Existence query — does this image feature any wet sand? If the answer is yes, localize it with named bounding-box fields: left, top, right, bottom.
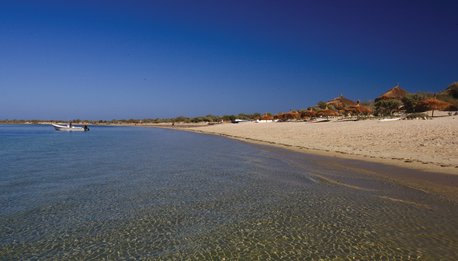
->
left=184, top=117, right=458, bottom=175
left=256, top=144, right=458, bottom=202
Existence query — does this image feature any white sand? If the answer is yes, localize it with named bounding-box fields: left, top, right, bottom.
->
left=188, top=117, right=458, bottom=174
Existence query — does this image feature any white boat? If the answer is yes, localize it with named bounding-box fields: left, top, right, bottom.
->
left=232, top=119, right=251, bottom=123
left=255, top=119, right=277, bottom=123
left=311, top=118, right=331, bottom=123
left=378, top=118, right=401, bottom=122
left=52, top=124, right=89, bottom=132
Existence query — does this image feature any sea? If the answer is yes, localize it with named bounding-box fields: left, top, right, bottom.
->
left=1, top=124, right=457, bottom=259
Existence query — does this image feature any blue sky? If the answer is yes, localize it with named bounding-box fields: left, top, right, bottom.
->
left=1, top=0, right=457, bottom=120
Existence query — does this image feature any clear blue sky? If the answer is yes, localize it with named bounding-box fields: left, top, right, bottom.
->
left=1, top=0, right=457, bottom=120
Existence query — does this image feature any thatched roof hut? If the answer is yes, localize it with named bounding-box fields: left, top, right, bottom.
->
left=274, top=111, right=301, bottom=121
left=317, top=109, right=339, bottom=117
left=442, top=82, right=458, bottom=99
left=301, top=109, right=317, bottom=118
left=326, top=95, right=356, bottom=110
left=260, top=113, right=273, bottom=120
left=346, top=105, right=372, bottom=115
left=375, top=84, right=409, bottom=101
left=419, top=98, right=452, bottom=117
left=357, top=104, right=373, bottom=115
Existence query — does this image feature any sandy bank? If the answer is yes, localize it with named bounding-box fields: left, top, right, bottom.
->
left=185, top=117, right=458, bottom=175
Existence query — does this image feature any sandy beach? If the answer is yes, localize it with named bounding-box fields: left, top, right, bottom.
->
left=185, top=117, right=458, bottom=174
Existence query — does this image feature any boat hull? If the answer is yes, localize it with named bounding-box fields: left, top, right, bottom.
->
left=52, top=124, right=88, bottom=132
left=379, top=118, right=401, bottom=122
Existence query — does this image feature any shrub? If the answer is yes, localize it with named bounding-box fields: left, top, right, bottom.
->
left=405, top=113, right=430, bottom=120
left=446, top=82, right=458, bottom=98
left=317, top=101, right=327, bottom=109
left=374, top=99, right=403, bottom=116
left=402, top=94, right=426, bottom=113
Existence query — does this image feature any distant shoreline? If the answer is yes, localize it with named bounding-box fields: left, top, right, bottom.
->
left=2, top=118, right=457, bottom=175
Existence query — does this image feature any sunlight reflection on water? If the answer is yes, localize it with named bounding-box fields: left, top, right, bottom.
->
left=0, top=125, right=457, bottom=259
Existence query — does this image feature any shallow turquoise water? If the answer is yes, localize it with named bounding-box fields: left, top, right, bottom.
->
left=1, top=124, right=457, bottom=259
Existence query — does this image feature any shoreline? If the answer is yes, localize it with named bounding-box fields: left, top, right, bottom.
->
left=167, top=118, right=458, bottom=176
left=184, top=128, right=458, bottom=175
left=3, top=120, right=457, bottom=175
left=3, top=122, right=458, bottom=200
left=163, top=122, right=458, bottom=201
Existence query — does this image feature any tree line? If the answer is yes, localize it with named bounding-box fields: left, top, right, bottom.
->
left=1, top=82, right=457, bottom=124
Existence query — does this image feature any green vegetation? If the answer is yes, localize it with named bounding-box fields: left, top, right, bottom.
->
left=2, top=82, right=457, bottom=125
left=405, top=112, right=430, bottom=120
left=317, top=101, right=327, bottom=109
left=402, top=94, right=428, bottom=113
left=374, top=99, right=403, bottom=116
left=444, top=82, right=458, bottom=99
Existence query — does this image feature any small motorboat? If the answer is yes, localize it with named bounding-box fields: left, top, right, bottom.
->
left=378, top=118, right=401, bottom=122
left=310, top=118, right=331, bottom=123
left=52, top=123, right=89, bottom=132
left=231, top=119, right=251, bottom=123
